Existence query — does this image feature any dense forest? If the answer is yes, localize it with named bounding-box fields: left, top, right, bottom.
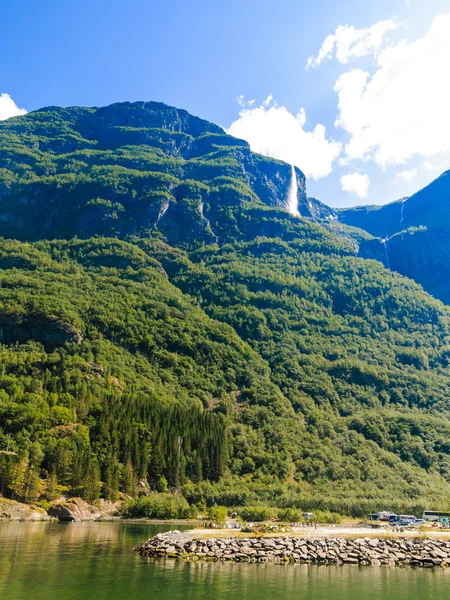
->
left=1, top=102, right=450, bottom=516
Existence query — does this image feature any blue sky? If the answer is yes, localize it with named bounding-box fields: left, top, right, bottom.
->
left=2, top=0, right=450, bottom=207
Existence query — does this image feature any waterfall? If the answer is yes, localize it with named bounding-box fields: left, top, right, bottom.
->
left=198, top=201, right=218, bottom=240
left=155, top=199, right=169, bottom=225
left=286, top=165, right=299, bottom=216
left=198, top=201, right=211, bottom=227
left=382, top=238, right=391, bottom=270
left=400, top=199, right=406, bottom=228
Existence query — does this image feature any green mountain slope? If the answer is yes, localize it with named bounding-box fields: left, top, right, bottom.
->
left=0, top=101, right=317, bottom=244
left=1, top=102, right=450, bottom=515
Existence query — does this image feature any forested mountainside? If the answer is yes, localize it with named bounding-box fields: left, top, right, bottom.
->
left=1, top=102, right=450, bottom=515
left=338, top=171, right=450, bottom=304
left=0, top=101, right=312, bottom=244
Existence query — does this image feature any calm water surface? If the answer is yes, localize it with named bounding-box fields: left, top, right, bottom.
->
left=1, top=522, right=450, bottom=600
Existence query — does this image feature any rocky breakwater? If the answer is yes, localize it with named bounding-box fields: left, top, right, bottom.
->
left=135, top=531, right=450, bottom=568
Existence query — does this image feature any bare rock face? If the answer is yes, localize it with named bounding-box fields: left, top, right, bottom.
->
left=303, top=197, right=337, bottom=221
left=0, top=498, right=51, bottom=521
left=48, top=498, right=120, bottom=522
left=0, top=314, right=83, bottom=350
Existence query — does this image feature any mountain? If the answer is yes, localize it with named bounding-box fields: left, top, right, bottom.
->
left=338, top=172, right=450, bottom=303
left=0, top=101, right=323, bottom=244
left=1, top=102, right=450, bottom=515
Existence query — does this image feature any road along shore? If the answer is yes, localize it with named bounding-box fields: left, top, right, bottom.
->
left=135, top=530, right=450, bottom=567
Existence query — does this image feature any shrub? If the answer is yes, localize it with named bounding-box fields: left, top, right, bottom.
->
left=238, top=506, right=275, bottom=522
left=278, top=507, right=301, bottom=522
left=313, top=510, right=343, bottom=524
left=121, top=493, right=193, bottom=519
left=208, top=505, right=228, bottom=526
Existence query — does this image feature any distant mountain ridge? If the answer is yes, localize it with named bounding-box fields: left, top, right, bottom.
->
left=335, top=171, right=450, bottom=303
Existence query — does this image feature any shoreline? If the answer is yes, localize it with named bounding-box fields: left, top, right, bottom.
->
left=3, top=517, right=450, bottom=539
left=188, top=525, right=450, bottom=540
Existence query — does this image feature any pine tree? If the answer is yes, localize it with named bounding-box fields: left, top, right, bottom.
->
left=0, top=454, right=16, bottom=497
left=83, top=458, right=101, bottom=503
left=45, top=471, right=60, bottom=501
left=22, top=465, right=41, bottom=503
left=121, top=461, right=137, bottom=497
left=103, top=455, right=120, bottom=500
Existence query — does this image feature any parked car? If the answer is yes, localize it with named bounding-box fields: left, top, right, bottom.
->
left=398, top=519, right=414, bottom=526
left=390, top=514, right=416, bottom=524
left=389, top=515, right=399, bottom=523
left=411, top=519, right=426, bottom=526
left=378, top=511, right=396, bottom=521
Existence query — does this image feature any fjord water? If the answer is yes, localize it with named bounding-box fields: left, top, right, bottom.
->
left=1, top=523, right=449, bottom=600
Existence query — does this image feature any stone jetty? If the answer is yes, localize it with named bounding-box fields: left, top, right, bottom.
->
left=135, top=531, right=450, bottom=568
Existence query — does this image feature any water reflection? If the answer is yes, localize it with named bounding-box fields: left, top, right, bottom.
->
left=1, top=523, right=450, bottom=600
left=140, top=560, right=450, bottom=600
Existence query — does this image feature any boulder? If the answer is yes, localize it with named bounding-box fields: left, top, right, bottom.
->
left=48, top=498, right=120, bottom=521
left=0, top=498, right=51, bottom=521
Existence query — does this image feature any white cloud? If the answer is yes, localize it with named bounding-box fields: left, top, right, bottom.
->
left=422, top=159, right=444, bottom=172
left=334, top=14, right=450, bottom=167
left=0, top=93, right=27, bottom=121
left=236, top=95, right=255, bottom=108
left=340, top=172, right=370, bottom=198
left=228, top=96, right=341, bottom=180
left=396, top=168, right=418, bottom=182
left=307, top=19, right=401, bottom=68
